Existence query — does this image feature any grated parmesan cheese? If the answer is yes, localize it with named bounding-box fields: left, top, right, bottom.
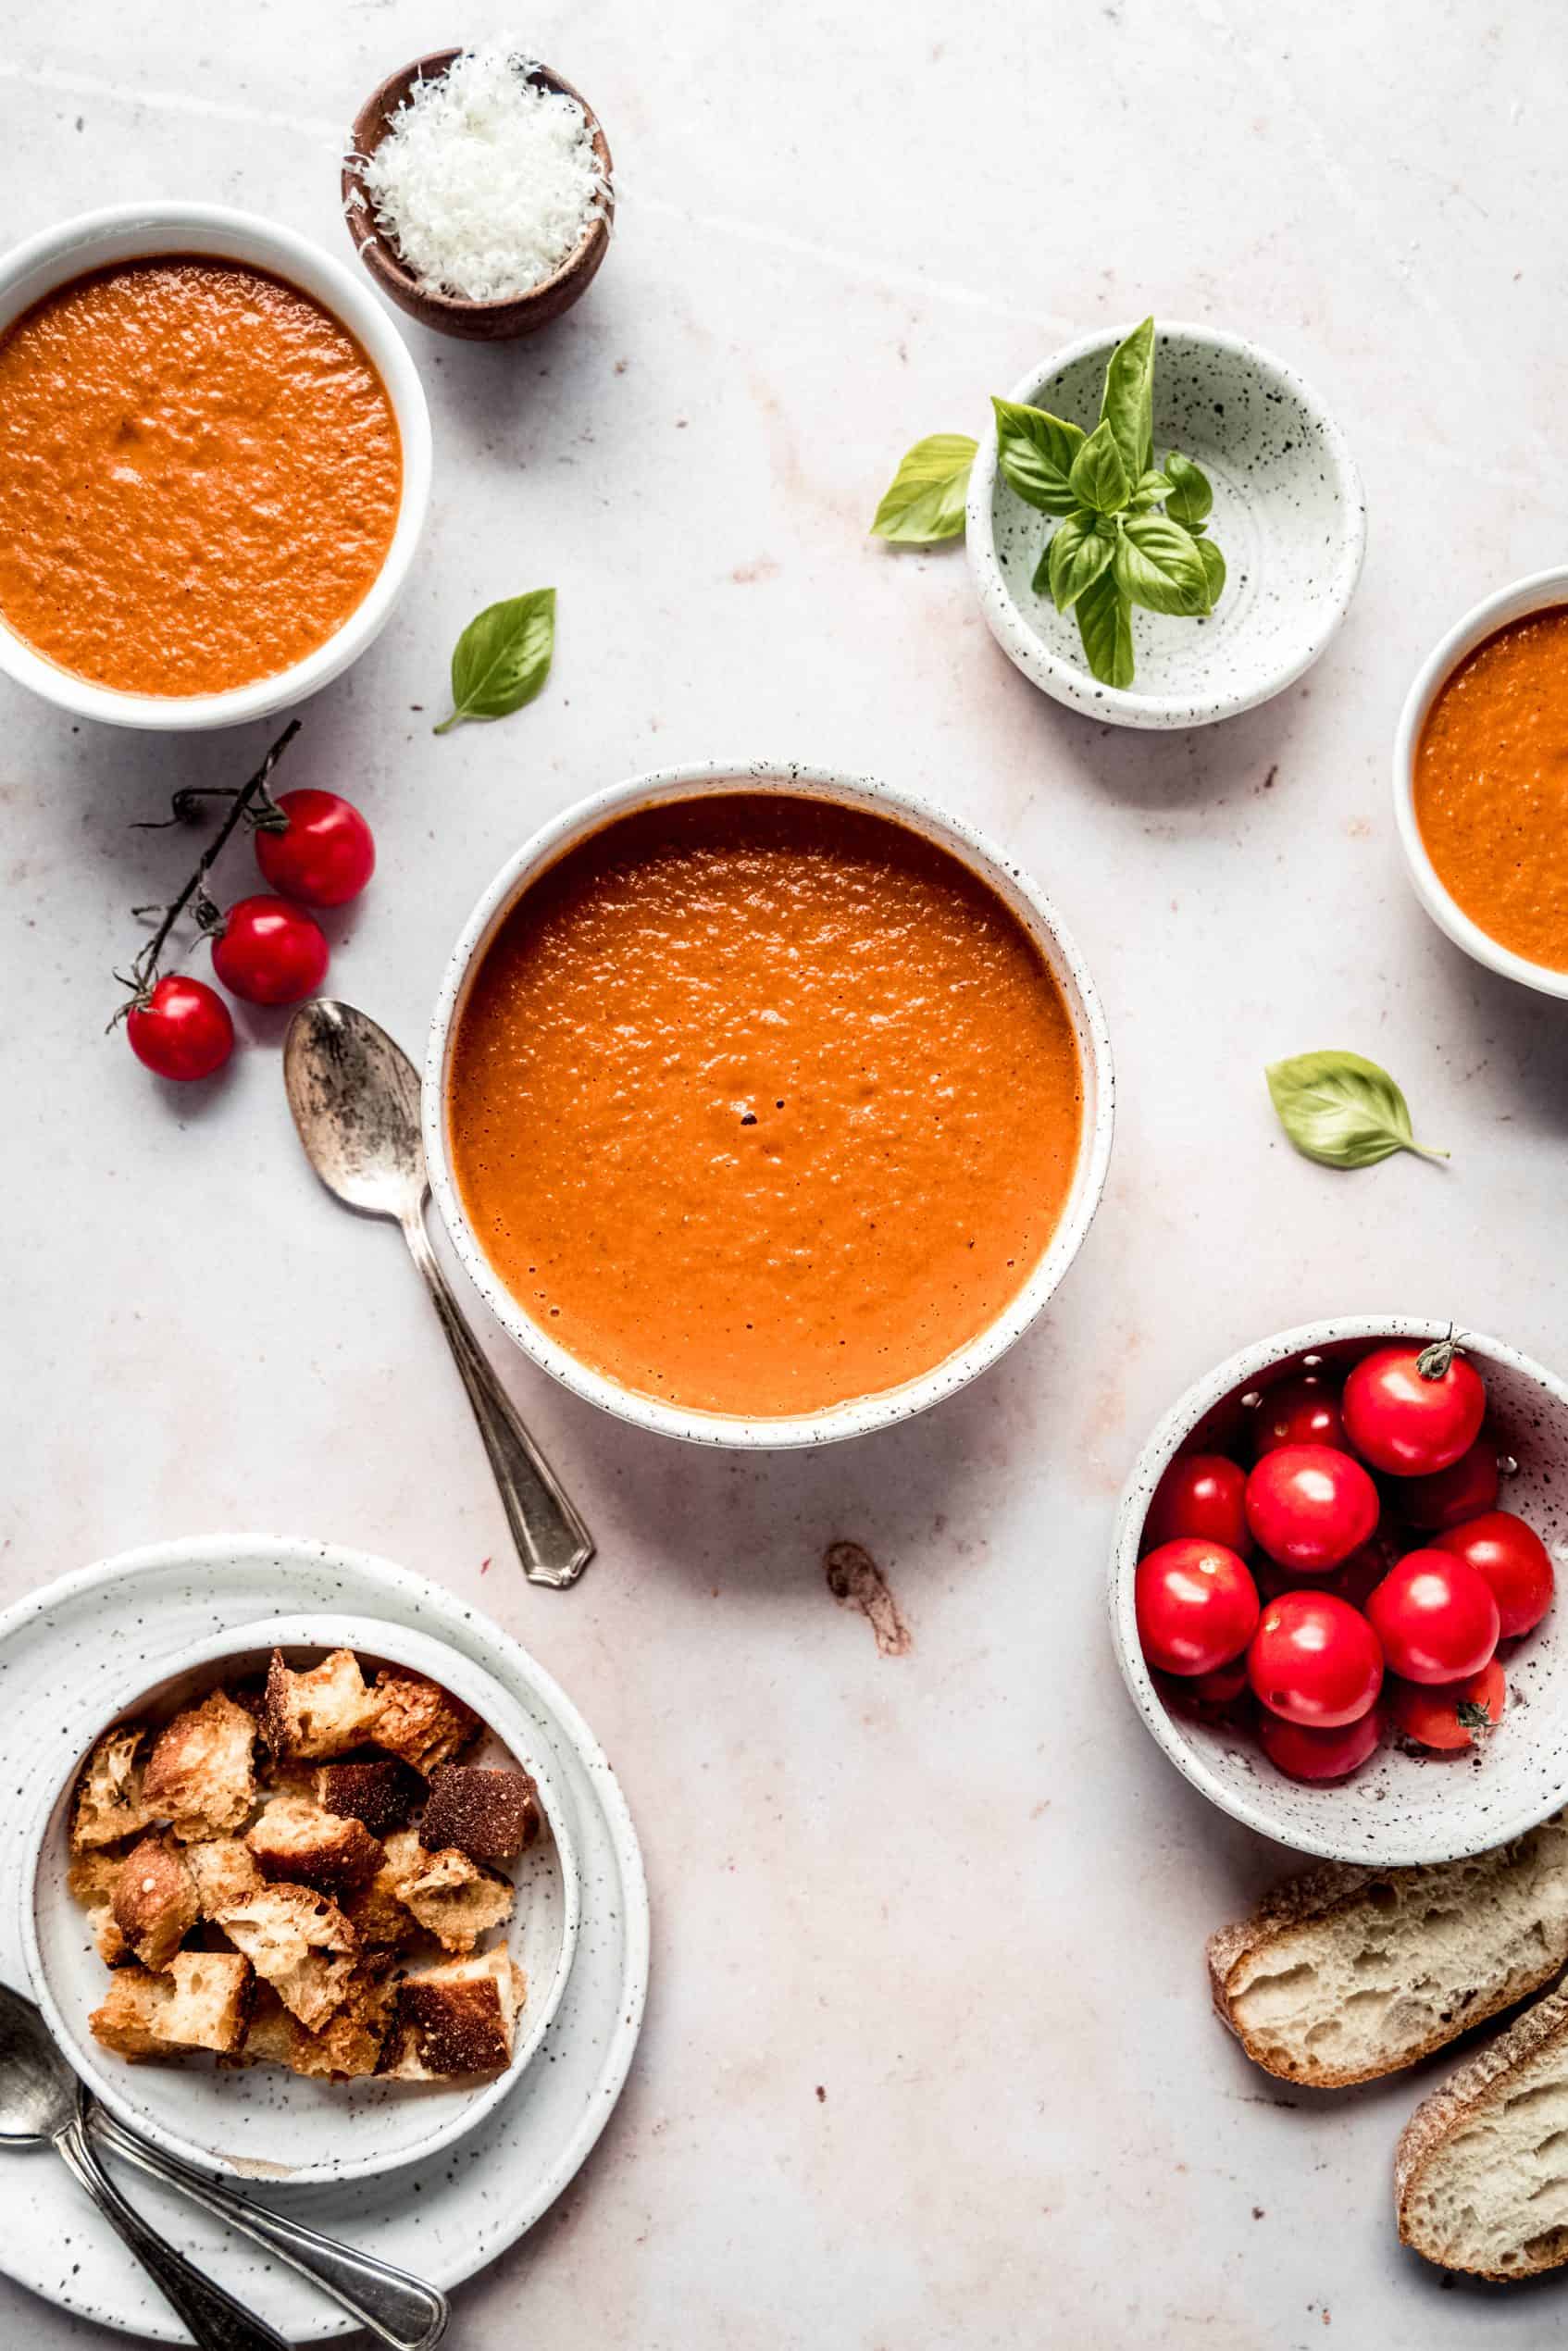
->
left=354, top=41, right=610, bottom=304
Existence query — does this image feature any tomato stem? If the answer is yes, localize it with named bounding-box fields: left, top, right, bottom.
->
left=1416, top=1328, right=1461, bottom=1381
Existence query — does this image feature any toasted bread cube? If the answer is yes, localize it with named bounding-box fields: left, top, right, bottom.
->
left=421, top=1765, right=541, bottom=1868
left=314, top=1758, right=425, bottom=1837
left=344, top=1855, right=422, bottom=1952
left=370, top=1672, right=479, bottom=1775
left=384, top=1947, right=524, bottom=2079
left=246, top=1794, right=381, bottom=1898
left=384, top=1826, right=514, bottom=1954
left=68, top=1846, right=132, bottom=1967
left=141, top=1691, right=256, bottom=1840
left=212, top=1882, right=357, bottom=2032
left=111, top=1832, right=198, bottom=1972
left=186, top=1838, right=262, bottom=1919
left=70, top=1725, right=153, bottom=1852
left=261, top=1649, right=381, bottom=1762
left=90, top=1950, right=252, bottom=2059
left=241, top=1967, right=394, bottom=2080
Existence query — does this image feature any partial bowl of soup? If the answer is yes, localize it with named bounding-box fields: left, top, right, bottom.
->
left=1394, top=566, right=1568, bottom=999
left=426, top=765, right=1114, bottom=1449
left=0, top=203, right=431, bottom=730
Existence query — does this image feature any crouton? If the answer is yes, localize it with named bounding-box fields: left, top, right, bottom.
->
left=240, top=1966, right=394, bottom=2080
left=111, top=1832, right=198, bottom=1972
left=70, top=1725, right=153, bottom=1852
left=68, top=1847, right=131, bottom=1967
left=245, top=1794, right=381, bottom=1897
left=141, top=1691, right=256, bottom=1839
left=314, top=1758, right=425, bottom=1837
left=90, top=1949, right=252, bottom=2059
left=369, top=1672, right=479, bottom=1774
left=212, top=1882, right=357, bottom=2031
left=186, top=1838, right=262, bottom=1919
left=261, top=1649, right=380, bottom=1762
left=384, top=1947, right=525, bottom=2079
left=384, top=1826, right=514, bottom=1954
left=421, top=1765, right=541, bottom=1868
left=344, top=1855, right=422, bottom=1952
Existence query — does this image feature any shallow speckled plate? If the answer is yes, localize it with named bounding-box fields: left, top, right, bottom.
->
left=1110, top=1317, right=1568, bottom=1864
left=0, top=1536, right=648, bottom=2343
left=968, top=323, right=1365, bottom=729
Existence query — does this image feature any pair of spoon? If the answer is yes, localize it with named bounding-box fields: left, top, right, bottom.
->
left=0, top=1981, right=444, bottom=2347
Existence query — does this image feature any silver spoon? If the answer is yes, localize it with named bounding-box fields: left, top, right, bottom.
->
left=0, top=1983, right=447, bottom=2348
left=283, top=997, right=594, bottom=1588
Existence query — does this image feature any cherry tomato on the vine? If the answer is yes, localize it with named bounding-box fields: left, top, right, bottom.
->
left=1248, top=1590, right=1384, bottom=1727
left=255, top=789, right=375, bottom=908
left=125, top=974, right=234, bottom=1082
left=1397, top=1439, right=1500, bottom=1533
left=1365, top=1551, right=1499, bottom=1685
left=1245, top=1445, right=1380, bottom=1574
left=1431, top=1511, right=1554, bottom=1639
left=1135, top=1539, right=1259, bottom=1677
left=1387, top=1658, right=1506, bottom=1752
left=1257, top=1704, right=1384, bottom=1783
left=1252, top=1377, right=1346, bottom=1458
left=212, top=895, right=329, bottom=1007
left=1143, top=1453, right=1251, bottom=1556
left=1341, top=1344, right=1486, bottom=1477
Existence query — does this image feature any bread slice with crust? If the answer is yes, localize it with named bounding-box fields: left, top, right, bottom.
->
left=1207, top=1812, right=1568, bottom=2087
left=70, top=1725, right=153, bottom=1852
left=383, top=1947, right=524, bottom=2079
left=90, top=1950, right=252, bottom=2059
left=141, top=1691, right=257, bottom=1840
left=245, top=1795, right=381, bottom=1898
left=211, top=1882, right=357, bottom=2031
left=1397, top=1985, right=1568, bottom=2278
left=261, top=1649, right=382, bottom=1762
left=111, top=1832, right=199, bottom=1972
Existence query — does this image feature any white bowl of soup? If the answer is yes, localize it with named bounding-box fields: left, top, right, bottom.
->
left=0, top=203, right=431, bottom=730
left=426, top=765, right=1114, bottom=1449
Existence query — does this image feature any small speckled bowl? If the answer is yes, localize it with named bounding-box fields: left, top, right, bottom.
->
left=968, top=323, right=1365, bottom=729
left=26, top=1613, right=579, bottom=2184
left=1109, top=1317, right=1568, bottom=1865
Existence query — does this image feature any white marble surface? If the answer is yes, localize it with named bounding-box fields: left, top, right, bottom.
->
left=3, top=2, right=1566, bottom=2343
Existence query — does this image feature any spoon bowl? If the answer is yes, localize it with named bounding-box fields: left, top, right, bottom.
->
left=0, top=1979, right=76, bottom=2143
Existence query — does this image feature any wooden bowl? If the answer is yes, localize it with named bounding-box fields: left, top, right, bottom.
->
left=342, top=49, right=613, bottom=342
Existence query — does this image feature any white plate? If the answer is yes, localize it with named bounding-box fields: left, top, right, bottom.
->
left=0, top=1536, right=649, bottom=2343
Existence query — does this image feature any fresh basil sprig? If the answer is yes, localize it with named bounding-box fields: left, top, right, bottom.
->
left=435, top=589, right=556, bottom=735
left=1265, top=1051, right=1449, bottom=1170
left=992, top=317, right=1227, bottom=689
left=871, top=435, right=977, bottom=543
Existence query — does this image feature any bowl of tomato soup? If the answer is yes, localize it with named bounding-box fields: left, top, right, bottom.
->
left=427, top=765, right=1114, bottom=1449
left=0, top=203, right=430, bottom=729
left=1395, top=567, right=1568, bottom=998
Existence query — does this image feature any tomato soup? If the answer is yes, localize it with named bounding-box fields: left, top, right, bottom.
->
left=1413, top=605, right=1568, bottom=971
left=447, top=792, right=1085, bottom=1419
left=0, top=257, right=401, bottom=696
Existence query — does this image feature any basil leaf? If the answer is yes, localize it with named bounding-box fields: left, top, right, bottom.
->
left=436, top=590, right=556, bottom=734
left=1031, top=541, right=1053, bottom=596
left=1075, top=568, right=1135, bottom=689
left=1115, top=514, right=1210, bottom=615
left=1264, top=1051, right=1449, bottom=1169
left=1046, top=514, right=1118, bottom=612
left=1068, top=420, right=1131, bottom=516
left=870, top=433, right=977, bottom=543
left=1194, top=535, right=1226, bottom=606
left=1128, top=468, right=1174, bottom=510
left=1100, top=316, right=1155, bottom=480
left=992, top=398, right=1086, bottom=516
left=1164, top=450, right=1213, bottom=527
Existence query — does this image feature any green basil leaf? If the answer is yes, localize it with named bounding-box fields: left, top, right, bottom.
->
left=1164, top=450, right=1213, bottom=527
left=1194, top=535, right=1226, bottom=606
left=1128, top=468, right=1174, bottom=510
left=1100, top=316, right=1155, bottom=480
left=1046, top=514, right=1118, bottom=612
left=870, top=433, right=977, bottom=543
left=436, top=589, right=556, bottom=734
left=991, top=399, right=1086, bottom=516
left=1264, top=1050, right=1449, bottom=1169
left=1068, top=419, right=1131, bottom=516
left=1115, top=514, right=1211, bottom=615
left=1075, top=568, right=1135, bottom=688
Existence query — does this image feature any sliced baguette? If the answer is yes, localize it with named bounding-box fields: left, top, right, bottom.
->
left=1397, top=1984, right=1568, bottom=2279
left=1208, top=1811, right=1568, bottom=2087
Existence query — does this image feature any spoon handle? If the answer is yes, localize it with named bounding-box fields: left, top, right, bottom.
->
left=53, top=2112, right=289, bottom=2351
left=401, top=1207, right=595, bottom=1587
left=89, top=2103, right=448, bottom=2351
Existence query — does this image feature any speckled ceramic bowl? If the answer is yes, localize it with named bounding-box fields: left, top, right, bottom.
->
left=26, top=1613, right=579, bottom=2183
left=425, top=760, right=1115, bottom=1450
left=1109, top=1317, right=1568, bottom=1865
left=968, top=323, right=1365, bottom=729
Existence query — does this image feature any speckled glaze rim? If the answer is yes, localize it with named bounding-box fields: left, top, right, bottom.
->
left=0, top=202, right=431, bottom=732
left=965, top=320, right=1367, bottom=730
left=24, top=1609, right=582, bottom=2185
left=1392, top=566, right=1568, bottom=1001
left=1108, top=1315, right=1568, bottom=1865
left=424, top=760, right=1115, bottom=1450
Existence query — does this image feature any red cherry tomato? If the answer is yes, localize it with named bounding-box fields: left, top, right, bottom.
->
left=1388, top=1658, right=1506, bottom=1752
left=1152, top=1660, right=1251, bottom=1724
left=1143, top=1454, right=1251, bottom=1556
left=1248, top=1590, right=1383, bottom=1726
left=1252, top=1377, right=1346, bottom=1458
left=1341, top=1343, right=1486, bottom=1476
left=1244, top=1445, right=1380, bottom=1574
left=255, top=790, right=375, bottom=908
left=1257, top=1704, right=1384, bottom=1783
left=125, top=974, right=234, bottom=1081
left=1397, top=1439, right=1500, bottom=1532
left=1135, top=1539, right=1259, bottom=1677
left=1431, top=1511, right=1554, bottom=1639
left=1329, top=1531, right=1405, bottom=1613
left=211, top=895, right=329, bottom=1007
left=1366, top=1551, right=1500, bottom=1684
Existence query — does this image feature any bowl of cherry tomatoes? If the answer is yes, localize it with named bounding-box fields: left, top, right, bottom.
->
left=1109, top=1316, right=1568, bottom=1863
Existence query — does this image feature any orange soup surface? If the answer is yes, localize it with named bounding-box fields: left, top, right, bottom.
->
left=448, top=793, right=1085, bottom=1419
left=0, top=257, right=401, bottom=695
left=1414, top=605, right=1568, bottom=970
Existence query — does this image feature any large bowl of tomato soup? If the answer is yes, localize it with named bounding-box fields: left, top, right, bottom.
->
left=0, top=203, right=431, bottom=729
left=427, top=765, right=1114, bottom=1449
left=1394, top=567, right=1568, bottom=999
